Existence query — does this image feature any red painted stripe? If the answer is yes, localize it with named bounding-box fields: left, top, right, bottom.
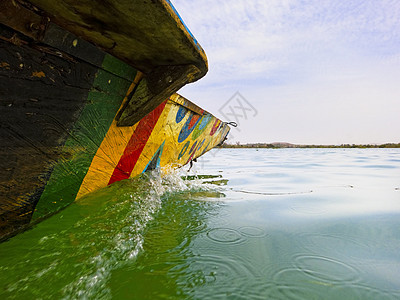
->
left=108, top=100, right=167, bottom=185
left=186, top=142, right=200, bottom=165
left=210, top=119, right=221, bottom=136
left=188, top=114, right=200, bottom=129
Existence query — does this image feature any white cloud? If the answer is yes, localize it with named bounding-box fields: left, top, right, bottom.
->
left=172, top=0, right=400, bottom=144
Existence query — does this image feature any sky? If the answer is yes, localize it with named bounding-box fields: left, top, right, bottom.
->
left=172, top=0, right=400, bottom=145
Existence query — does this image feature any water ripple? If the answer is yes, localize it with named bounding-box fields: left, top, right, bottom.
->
left=232, top=189, right=313, bottom=196
left=177, top=254, right=258, bottom=291
left=206, top=228, right=245, bottom=244
left=267, top=282, right=326, bottom=299
left=293, top=254, right=361, bottom=284
left=268, top=268, right=329, bottom=299
left=298, top=233, right=375, bottom=260
left=238, top=226, right=267, bottom=238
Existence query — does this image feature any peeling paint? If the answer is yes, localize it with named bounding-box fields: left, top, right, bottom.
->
left=31, top=71, right=46, bottom=78
left=0, top=62, right=10, bottom=69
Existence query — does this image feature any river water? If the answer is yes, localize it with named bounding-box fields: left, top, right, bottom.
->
left=1, top=148, right=399, bottom=299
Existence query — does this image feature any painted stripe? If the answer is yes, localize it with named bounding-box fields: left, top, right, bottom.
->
left=33, top=58, right=137, bottom=219
left=210, top=119, right=221, bottom=136
left=186, top=142, right=200, bottom=164
left=177, top=112, right=202, bottom=143
left=188, top=114, right=200, bottom=129
left=108, top=100, right=168, bottom=184
left=75, top=73, right=143, bottom=199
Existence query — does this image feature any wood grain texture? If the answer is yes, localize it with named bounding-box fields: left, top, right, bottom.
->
left=0, top=23, right=100, bottom=240
left=27, top=0, right=208, bottom=76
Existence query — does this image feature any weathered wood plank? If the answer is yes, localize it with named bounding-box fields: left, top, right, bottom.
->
left=0, top=32, right=99, bottom=146
left=0, top=32, right=99, bottom=238
left=0, top=21, right=127, bottom=240
left=23, top=0, right=208, bottom=127
left=42, top=23, right=105, bottom=69
left=0, top=0, right=46, bottom=41
left=0, top=9, right=141, bottom=239
left=27, top=0, right=208, bottom=75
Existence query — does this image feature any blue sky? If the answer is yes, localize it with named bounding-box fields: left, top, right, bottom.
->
left=173, top=0, right=400, bottom=145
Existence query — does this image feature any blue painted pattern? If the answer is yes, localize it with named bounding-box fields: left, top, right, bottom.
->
left=178, top=141, right=190, bottom=159
left=178, top=112, right=202, bottom=143
left=176, top=106, right=187, bottom=124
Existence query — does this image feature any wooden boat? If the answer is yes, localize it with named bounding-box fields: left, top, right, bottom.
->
left=0, top=0, right=230, bottom=241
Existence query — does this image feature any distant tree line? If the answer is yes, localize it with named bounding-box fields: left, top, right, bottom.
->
left=219, top=142, right=400, bottom=149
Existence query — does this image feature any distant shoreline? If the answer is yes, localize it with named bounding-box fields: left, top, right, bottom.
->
left=219, top=142, right=400, bottom=149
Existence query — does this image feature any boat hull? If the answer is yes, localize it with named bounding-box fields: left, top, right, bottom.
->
left=32, top=93, right=230, bottom=223
left=0, top=0, right=229, bottom=240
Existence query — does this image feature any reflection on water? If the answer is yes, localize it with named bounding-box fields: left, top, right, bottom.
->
left=0, top=173, right=165, bottom=299
left=1, top=148, right=400, bottom=299
left=0, top=172, right=224, bottom=299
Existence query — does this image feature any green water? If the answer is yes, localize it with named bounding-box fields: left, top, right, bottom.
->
left=1, top=149, right=400, bottom=299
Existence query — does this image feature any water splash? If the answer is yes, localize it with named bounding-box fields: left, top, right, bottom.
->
left=2, top=148, right=400, bottom=299
left=62, top=173, right=164, bottom=299
left=0, top=169, right=220, bottom=299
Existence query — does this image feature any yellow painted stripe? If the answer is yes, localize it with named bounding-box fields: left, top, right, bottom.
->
left=76, top=73, right=142, bottom=199
left=129, top=101, right=174, bottom=176
left=129, top=100, right=220, bottom=177
left=77, top=87, right=229, bottom=198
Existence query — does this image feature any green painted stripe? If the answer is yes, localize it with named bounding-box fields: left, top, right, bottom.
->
left=32, top=56, right=137, bottom=220
left=102, top=54, right=138, bottom=81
